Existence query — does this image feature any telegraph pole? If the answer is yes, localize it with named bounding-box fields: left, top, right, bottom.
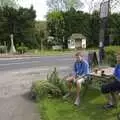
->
left=99, top=0, right=110, bottom=64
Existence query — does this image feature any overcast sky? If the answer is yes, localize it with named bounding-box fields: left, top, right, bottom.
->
left=18, top=0, right=120, bottom=21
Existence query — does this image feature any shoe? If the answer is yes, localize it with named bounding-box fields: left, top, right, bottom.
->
left=103, top=104, right=115, bottom=110
left=74, top=97, right=80, bottom=106
left=63, top=92, right=71, bottom=99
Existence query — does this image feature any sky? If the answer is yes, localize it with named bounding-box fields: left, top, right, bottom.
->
left=18, top=0, right=120, bottom=21
left=19, top=0, right=48, bottom=20
left=19, top=0, right=93, bottom=21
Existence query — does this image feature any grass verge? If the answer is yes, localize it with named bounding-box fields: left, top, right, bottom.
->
left=37, top=88, right=120, bottom=120
left=28, top=49, right=75, bottom=56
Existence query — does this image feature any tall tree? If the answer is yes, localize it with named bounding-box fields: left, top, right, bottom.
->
left=0, top=6, right=37, bottom=49
left=47, top=11, right=64, bottom=45
left=0, top=0, right=18, bottom=8
left=47, top=0, right=83, bottom=11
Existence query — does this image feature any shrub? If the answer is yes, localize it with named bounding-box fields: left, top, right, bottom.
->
left=17, top=46, right=28, bottom=54
left=104, top=46, right=120, bottom=67
left=31, top=68, right=67, bottom=100
left=31, top=80, right=61, bottom=100
left=47, top=68, right=67, bottom=95
left=0, top=46, right=7, bottom=53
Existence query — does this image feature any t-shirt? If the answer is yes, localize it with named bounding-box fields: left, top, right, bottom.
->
left=74, top=60, right=90, bottom=77
left=114, top=64, right=120, bottom=81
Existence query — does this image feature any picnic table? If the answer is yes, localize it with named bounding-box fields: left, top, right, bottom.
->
left=89, top=69, right=114, bottom=90
left=82, top=67, right=114, bottom=96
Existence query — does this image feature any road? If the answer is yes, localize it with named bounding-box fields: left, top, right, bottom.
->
left=0, top=55, right=74, bottom=72
left=0, top=55, right=75, bottom=120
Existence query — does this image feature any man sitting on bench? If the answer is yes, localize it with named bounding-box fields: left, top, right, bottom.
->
left=63, top=52, right=90, bottom=106
left=101, top=54, right=120, bottom=109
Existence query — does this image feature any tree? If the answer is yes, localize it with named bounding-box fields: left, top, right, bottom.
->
left=35, top=21, right=47, bottom=49
left=47, top=11, right=64, bottom=45
left=47, top=0, right=83, bottom=11
left=0, top=0, right=18, bottom=8
left=0, top=6, right=37, bottom=49
left=109, top=13, right=120, bottom=45
left=88, top=11, right=100, bottom=47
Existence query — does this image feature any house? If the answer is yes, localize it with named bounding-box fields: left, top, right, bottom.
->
left=68, top=33, right=86, bottom=49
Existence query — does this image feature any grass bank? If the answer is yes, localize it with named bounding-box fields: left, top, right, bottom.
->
left=37, top=88, right=120, bottom=120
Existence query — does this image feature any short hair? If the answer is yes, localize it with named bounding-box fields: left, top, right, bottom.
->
left=75, top=52, right=83, bottom=57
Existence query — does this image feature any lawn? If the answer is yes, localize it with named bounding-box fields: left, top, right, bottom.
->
left=37, top=88, right=120, bottom=120
left=28, top=49, right=75, bottom=56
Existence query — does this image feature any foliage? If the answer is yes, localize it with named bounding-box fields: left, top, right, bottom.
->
left=0, top=6, right=36, bottom=49
left=47, top=9, right=120, bottom=49
left=47, top=0, right=84, bottom=11
left=31, top=80, right=61, bottom=100
left=0, top=45, right=7, bottom=53
left=47, top=68, right=67, bottom=94
left=47, top=9, right=100, bottom=48
left=47, top=11, right=64, bottom=46
left=104, top=46, right=120, bottom=67
left=38, top=89, right=120, bottom=120
left=31, top=68, right=67, bottom=100
left=17, top=46, right=28, bottom=54
left=109, top=13, right=120, bottom=45
left=0, top=0, right=18, bottom=8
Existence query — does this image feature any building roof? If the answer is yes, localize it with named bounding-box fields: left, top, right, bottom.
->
left=70, top=33, right=86, bottom=39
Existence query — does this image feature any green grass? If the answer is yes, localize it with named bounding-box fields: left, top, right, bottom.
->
left=28, top=49, right=75, bottom=56
left=37, top=88, right=120, bottom=120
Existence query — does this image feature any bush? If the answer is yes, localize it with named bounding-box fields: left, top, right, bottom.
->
left=31, top=80, right=61, bottom=100
left=47, top=68, right=67, bottom=95
left=17, top=46, right=28, bottom=54
left=0, top=46, right=7, bottom=53
left=104, top=46, right=120, bottom=67
left=31, top=68, right=67, bottom=100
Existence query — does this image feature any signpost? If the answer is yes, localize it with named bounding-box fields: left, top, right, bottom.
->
left=99, top=0, right=110, bottom=64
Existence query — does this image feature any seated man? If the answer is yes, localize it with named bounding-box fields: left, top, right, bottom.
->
left=101, top=54, right=120, bottom=109
left=63, top=52, right=90, bottom=106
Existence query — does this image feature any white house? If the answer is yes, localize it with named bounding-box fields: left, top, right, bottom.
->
left=68, top=33, right=86, bottom=49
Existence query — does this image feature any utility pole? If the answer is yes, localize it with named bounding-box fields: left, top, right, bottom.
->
left=99, top=0, right=110, bottom=64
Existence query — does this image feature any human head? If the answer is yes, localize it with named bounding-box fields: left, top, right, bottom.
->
left=75, top=52, right=83, bottom=62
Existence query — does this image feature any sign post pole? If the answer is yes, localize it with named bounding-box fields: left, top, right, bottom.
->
left=99, top=0, right=110, bottom=64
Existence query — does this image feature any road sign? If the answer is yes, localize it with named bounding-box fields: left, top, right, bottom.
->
left=100, top=1, right=109, bottom=18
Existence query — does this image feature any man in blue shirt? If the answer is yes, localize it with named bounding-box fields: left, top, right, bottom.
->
left=63, top=52, right=89, bottom=106
left=101, top=55, right=120, bottom=109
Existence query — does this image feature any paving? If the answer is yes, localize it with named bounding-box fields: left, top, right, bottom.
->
left=0, top=54, right=114, bottom=120
left=0, top=65, right=71, bottom=120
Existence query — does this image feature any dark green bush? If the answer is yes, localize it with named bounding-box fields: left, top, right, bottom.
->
left=31, top=80, right=61, bottom=100
left=105, top=46, right=120, bottom=67
left=47, top=68, right=67, bottom=95
left=31, top=68, right=67, bottom=100
left=17, top=46, right=28, bottom=54
left=0, top=46, right=7, bottom=53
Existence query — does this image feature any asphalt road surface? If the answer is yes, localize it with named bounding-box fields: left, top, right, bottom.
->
left=0, top=55, right=75, bottom=120
left=0, top=55, right=74, bottom=72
